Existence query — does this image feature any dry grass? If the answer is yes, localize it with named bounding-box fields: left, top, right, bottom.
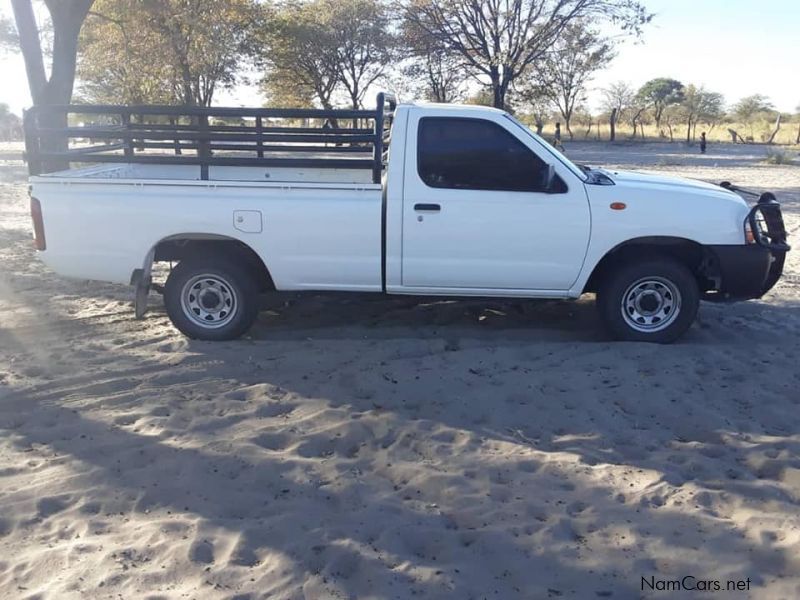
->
left=537, top=120, right=800, bottom=146
left=764, top=147, right=797, bottom=165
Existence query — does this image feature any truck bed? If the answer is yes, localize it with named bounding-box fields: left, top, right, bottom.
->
left=31, top=166, right=383, bottom=289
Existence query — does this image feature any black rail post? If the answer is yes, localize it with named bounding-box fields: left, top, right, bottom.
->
left=121, top=111, right=133, bottom=160
left=198, top=113, right=210, bottom=180
left=169, top=116, right=182, bottom=155
left=256, top=116, right=264, bottom=158
left=22, top=108, right=42, bottom=176
left=372, top=93, right=385, bottom=184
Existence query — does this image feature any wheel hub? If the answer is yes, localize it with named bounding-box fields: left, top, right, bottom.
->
left=199, top=289, right=222, bottom=310
left=181, top=275, right=238, bottom=329
left=621, top=277, right=682, bottom=333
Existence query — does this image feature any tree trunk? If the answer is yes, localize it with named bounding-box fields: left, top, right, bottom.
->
left=11, top=0, right=47, bottom=104
left=490, top=67, right=503, bottom=109
left=12, top=0, right=94, bottom=172
left=796, top=121, right=800, bottom=145
left=728, top=128, right=745, bottom=143
left=565, top=118, right=573, bottom=140
left=686, top=119, right=692, bottom=144
left=609, top=108, right=617, bottom=142
left=766, top=113, right=782, bottom=144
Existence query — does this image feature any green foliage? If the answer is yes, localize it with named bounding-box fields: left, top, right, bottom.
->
left=400, top=11, right=467, bottom=103
left=637, top=78, right=684, bottom=128
left=678, top=85, right=725, bottom=142
left=260, top=0, right=395, bottom=110
left=402, top=0, right=652, bottom=109
left=79, top=0, right=260, bottom=106
left=259, top=1, right=339, bottom=109
left=732, top=94, right=775, bottom=136
left=520, top=21, right=614, bottom=139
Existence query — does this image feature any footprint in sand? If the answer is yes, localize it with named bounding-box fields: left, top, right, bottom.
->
left=0, top=517, right=12, bottom=537
left=253, top=431, right=292, bottom=451
left=188, top=539, right=215, bottom=564
left=254, top=402, right=297, bottom=418
left=37, top=495, right=71, bottom=518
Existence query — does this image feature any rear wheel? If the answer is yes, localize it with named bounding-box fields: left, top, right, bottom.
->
left=597, top=258, right=699, bottom=343
left=164, top=257, right=259, bottom=340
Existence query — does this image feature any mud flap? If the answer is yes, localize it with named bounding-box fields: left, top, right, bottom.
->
left=133, top=248, right=155, bottom=319
left=134, top=275, right=151, bottom=319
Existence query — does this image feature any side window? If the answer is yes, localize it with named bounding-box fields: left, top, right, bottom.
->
left=417, top=117, right=550, bottom=192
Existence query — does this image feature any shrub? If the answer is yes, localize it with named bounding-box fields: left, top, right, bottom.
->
left=763, top=148, right=796, bottom=165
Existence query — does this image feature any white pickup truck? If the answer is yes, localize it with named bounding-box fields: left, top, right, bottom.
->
left=24, top=93, right=789, bottom=343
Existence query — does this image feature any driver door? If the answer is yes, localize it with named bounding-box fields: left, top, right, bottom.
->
left=400, top=114, right=591, bottom=291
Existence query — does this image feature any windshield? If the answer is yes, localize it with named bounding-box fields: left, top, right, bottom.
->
left=503, top=114, right=587, bottom=182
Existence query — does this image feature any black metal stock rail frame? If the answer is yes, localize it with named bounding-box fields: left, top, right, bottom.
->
left=23, top=92, right=396, bottom=184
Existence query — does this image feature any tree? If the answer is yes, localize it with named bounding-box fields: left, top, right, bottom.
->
left=731, top=94, right=774, bottom=138
left=526, top=96, right=553, bottom=135
left=331, top=0, right=395, bottom=110
left=0, top=103, right=23, bottom=141
left=529, top=21, right=614, bottom=139
left=10, top=0, right=94, bottom=171
left=515, top=89, right=553, bottom=135
left=260, top=1, right=341, bottom=110
left=79, top=1, right=176, bottom=104
left=80, top=0, right=260, bottom=106
left=401, top=0, right=651, bottom=109
left=679, top=85, right=724, bottom=143
left=1, top=15, right=20, bottom=52
left=11, top=0, right=94, bottom=107
left=261, top=0, right=395, bottom=111
left=601, top=81, right=634, bottom=141
left=636, top=78, right=684, bottom=132
left=627, top=98, right=649, bottom=138
left=401, top=16, right=468, bottom=102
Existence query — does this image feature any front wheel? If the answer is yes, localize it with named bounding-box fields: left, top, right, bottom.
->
left=164, top=257, right=259, bottom=341
left=597, top=258, right=699, bottom=343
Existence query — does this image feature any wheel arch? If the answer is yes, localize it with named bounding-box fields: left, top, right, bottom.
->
left=582, top=236, right=710, bottom=294
left=145, top=233, right=274, bottom=291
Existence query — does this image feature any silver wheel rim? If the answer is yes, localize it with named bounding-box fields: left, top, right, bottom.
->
left=180, top=274, right=238, bottom=329
left=621, top=276, right=682, bottom=333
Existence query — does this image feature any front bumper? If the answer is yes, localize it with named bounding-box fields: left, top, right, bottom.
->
left=706, top=245, right=785, bottom=300
left=705, top=196, right=789, bottom=301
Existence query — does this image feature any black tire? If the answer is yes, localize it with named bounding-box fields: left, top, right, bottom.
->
left=164, top=257, right=259, bottom=341
left=596, top=258, right=699, bottom=343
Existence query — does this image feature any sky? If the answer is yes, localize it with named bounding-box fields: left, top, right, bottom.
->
left=0, top=0, right=798, bottom=115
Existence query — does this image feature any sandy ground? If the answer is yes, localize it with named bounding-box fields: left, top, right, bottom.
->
left=1, top=140, right=799, bottom=600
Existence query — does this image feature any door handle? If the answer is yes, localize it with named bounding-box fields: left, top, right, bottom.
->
left=414, top=203, right=441, bottom=212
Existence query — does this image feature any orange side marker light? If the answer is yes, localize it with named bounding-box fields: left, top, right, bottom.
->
left=610, top=202, right=627, bottom=210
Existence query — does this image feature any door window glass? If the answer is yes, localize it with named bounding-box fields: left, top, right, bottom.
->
left=417, top=117, right=553, bottom=192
